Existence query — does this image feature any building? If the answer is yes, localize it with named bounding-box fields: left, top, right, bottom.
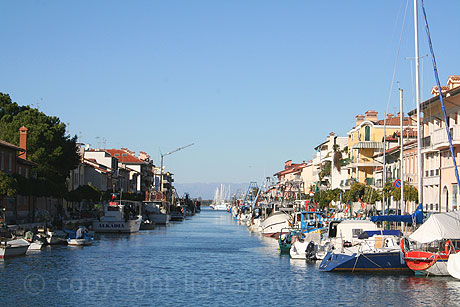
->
left=346, top=110, right=417, bottom=186
left=274, top=160, right=307, bottom=199
left=312, top=132, right=348, bottom=191
left=0, top=126, right=37, bottom=223
left=414, top=75, right=460, bottom=212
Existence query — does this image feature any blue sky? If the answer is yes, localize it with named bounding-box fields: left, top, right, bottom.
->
left=1, top=1, right=460, bottom=184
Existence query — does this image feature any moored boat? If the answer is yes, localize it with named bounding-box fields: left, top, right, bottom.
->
left=0, top=239, right=30, bottom=258
left=319, top=233, right=408, bottom=272
left=143, top=201, right=170, bottom=225
left=402, top=211, right=460, bottom=276
left=260, top=211, right=292, bottom=239
left=93, top=201, right=142, bottom=233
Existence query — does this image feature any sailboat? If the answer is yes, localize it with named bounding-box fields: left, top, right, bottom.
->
left=210, top=184, right=230, bottom=211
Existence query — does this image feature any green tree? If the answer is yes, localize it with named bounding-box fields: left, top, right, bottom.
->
left=0, top=93, right=79, bottom=190
left=348, top=182, right=365, bottom=202
left=392, top=183, right=418, bottom=203
left=0, top=172, right=17, bottom=213
left=363, top=185, right=381, bottom=204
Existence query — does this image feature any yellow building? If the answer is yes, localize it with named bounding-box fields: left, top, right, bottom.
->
left=346, top=110, right=416, bottom=185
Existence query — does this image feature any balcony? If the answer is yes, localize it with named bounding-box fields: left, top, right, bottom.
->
left=430, top=125, right=460, bottom=150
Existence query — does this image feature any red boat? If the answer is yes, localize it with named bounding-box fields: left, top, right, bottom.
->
left=402, top=239, right=456, bottom=276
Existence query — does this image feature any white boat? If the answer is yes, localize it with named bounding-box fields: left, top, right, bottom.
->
left=447, top=252, right=460, bottom=279
left=260, top=211, right=292, bottom=238
left=46, top=230, right=68, bottom=245
left=93, top=201, right=142, bottom=233
left=68, top=238, right=92, bottom=246
left=143, top=201, right=170, bottom=225
left=289, top=232, right=322, bottom=260
left=28, top=241, right=45, bottom=251
left=211, top=203, right=228, bottom=211
left=0, top=239, right=30, bottom=258
left=211, top=184, right=231, bottom=210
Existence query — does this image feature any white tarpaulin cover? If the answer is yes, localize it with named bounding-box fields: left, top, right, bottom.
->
left=409, top=211, right=460, bottom=244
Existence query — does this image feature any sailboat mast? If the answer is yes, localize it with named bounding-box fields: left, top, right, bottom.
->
left=414, top=0, right=423, bottom=207
left=400, top=88, right=405, bottom=230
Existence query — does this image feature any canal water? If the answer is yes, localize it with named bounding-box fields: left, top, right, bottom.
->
left=1, top=208, right=460, bottom=306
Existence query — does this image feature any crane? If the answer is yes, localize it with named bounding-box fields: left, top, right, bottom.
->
left=160, top=143, right=194, bottom=192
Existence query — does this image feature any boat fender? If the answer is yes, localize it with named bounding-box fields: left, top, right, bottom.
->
left=445, top=240, right=454, bottom=255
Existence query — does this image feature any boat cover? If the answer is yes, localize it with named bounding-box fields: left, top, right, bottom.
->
left=409, top=211, right=460, bottom=244
left=370, top=204, right=423, bottom=224
left=358, top=230, right=402, bottom=239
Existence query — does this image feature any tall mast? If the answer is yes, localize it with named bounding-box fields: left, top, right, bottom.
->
left=414, top=0, right=423, bottom=206
left=400, top=88, right=405, bottom=231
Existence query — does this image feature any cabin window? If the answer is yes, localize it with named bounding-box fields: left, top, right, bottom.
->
left=352, top=229, right=363, bottom=238
left=18, top=166, right=22, bottom=175
left=364, top=126, right=371, bottom=141
left=122, top=153, right=127, bottom=157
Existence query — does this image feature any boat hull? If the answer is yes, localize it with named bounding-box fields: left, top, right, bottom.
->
left=147, top=214, right=170, bottom=225
left=404, top=251, right=449, bottom=276
left=68, top=238, right=92, bottom=246
left=447, top=253, right=460, bottom=279
left=261, top=213, right=291, bottom=239
left=92, top=218, right=141, bottom=233
left=0, top=239, right=30, bottom=258
left=319, top=251, right=409, bottom=272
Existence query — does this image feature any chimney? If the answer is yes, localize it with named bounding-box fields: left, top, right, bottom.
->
left=356, top=114, right=365, bottom=126
left=387, top=113, right=394, bottom=119
left=19, top=126, right=28, bottom=159
left=285, top=160, right=292, bottom=168
left=365, top=110, right=378, bottom=122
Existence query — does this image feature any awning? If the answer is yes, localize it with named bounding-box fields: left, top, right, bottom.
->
left=370, top=204, right=423, bottom=225
left=352, top=141, right=384, bottom=150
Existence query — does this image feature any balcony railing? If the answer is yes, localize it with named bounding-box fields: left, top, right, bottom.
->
left=430, top=125, right=460, bottom=148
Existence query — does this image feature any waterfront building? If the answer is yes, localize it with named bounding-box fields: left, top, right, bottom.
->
left=105, top=148, right=154, bottom=198
left=273, top=160, right=307, bottom=199
left=413, top=75, right=460, bottom=212
left=345, top=110, right=417, bottom=187
left=0, top=126, right=37, bottom=224
left=311, top=132, right=348, bottom=191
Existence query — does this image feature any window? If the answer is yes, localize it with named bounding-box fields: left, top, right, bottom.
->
left=114, top=154, right=120, bottom=157
left=430, top=204, right=433, bottom=211
left=352, top=229, right=363, bottom=238
left=18, top=167, right=22, bottom=175
left=122, top=153, right=127, bottom=157
left=364, top=126, right=371, bottom=141
left=25, top=168, right=29, bottom=178
left=453, top=184, right=458, bottom=208
left=8, top=153, right=12, bottom=172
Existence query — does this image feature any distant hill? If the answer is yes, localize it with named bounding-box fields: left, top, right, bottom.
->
left=175, top=182, right=250, bottom=200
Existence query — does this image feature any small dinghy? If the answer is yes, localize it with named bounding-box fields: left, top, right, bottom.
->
left=67, top=238, right=92, bottom=246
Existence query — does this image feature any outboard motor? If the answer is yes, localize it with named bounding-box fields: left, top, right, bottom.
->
left=305, top=241, right=317, bottom=261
